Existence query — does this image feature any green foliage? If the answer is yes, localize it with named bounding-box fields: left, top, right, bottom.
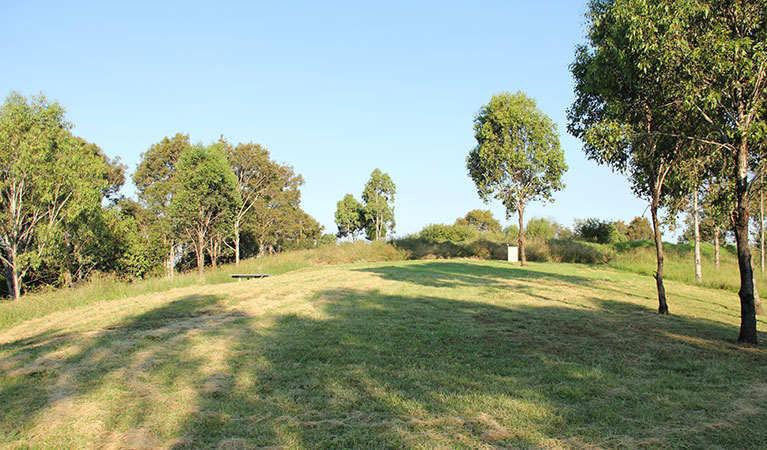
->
left=419, top=224, right=479, bottom=243
left=626, top=216, right=653, bottom=241
left=362, top=169, right=396, bottom=241
left=171, top=143, right=242, bottom=274
left=334, top=194, right=364, bottom=240
left=319, top=234, right=337, bottom=246
left=526, top=217, right=555, bottom=240
left=454, top=209, right=501, bottom=233
left=0, top=92, right=120, bottom=298
left=467, top=91, right=567, bottom=216
left=503, top=224, right=520, bottom=237
left=574, top=218, right=624, bottom=244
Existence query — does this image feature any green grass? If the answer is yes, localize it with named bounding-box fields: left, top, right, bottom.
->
left=610, top=240, right=767, bottom=295
left=1, top=259, right=766, bottom=449
left=0, top=241, right=405, bottom=330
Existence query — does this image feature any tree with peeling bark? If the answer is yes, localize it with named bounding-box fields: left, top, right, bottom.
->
left=0, top=92, right=114, bottom=299
left=468, top=91, right=566, bottom=266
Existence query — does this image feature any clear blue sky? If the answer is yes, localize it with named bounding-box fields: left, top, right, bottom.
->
left=1, top=1, right=651, bottom=237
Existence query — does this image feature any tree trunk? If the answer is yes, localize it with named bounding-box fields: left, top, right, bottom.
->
left=693, top=191, right=702, bottom=283
left=3, top=264, right=15, bottom=299
left=168, top=244, right=175, bottom=280
left=235, top=222, right=241, bottom=267
left=714, top=227, right=720, bottom=270
left=734, top=140, right=757, bottom=344
left=761, top=176, right=764, bottom=274
left=517, top=203, right=526, bottom=266
left=753, top=272, right=763, bottom=316
left=651, top=197, right=669, bottom=314
left=196, top=232, right=205, bottom=279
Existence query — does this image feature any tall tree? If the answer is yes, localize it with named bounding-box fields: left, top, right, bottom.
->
left=171, top=143, right=241, bottom=278
left=225, top=140, right=280, bottom=266
left=665, top=0, right=765, bottom=343
left=362, top=169, right=396, bottom=241
left=568, top=1, right=702, bottom=313
left=133, top=133, right=191, bottom=279
left=335, top=194, right=364, bottom=241
left=468, top=91, right=567, bottom=266
left=0, top=92, right=114, bottom=299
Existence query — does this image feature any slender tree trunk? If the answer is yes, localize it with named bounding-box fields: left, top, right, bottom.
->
left=168, top=244, right=175, bottom=280
left=761, top=175, right=764, bottom=274
left=734, top=140, right=757, bottom=344
left=196, top=232, right=205, bottom=278
left=753, top=271, right=763, bottom=316
left=517, top=203, right=526, bottom=266
left=235, top=222, right=241, bottom=267
left=8, top=247, right=21, bottom=300
left=714, top=226, right=720, bottom=270
left=651, top=195, right=668, bottom=314
left=693, top=191, right=702, bottom=283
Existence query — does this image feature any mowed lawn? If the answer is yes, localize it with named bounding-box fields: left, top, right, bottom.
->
left=1, top=260, right=766, bottom=449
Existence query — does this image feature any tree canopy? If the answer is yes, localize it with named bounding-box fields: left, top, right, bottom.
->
left=468, top=91, right=567, bottom=265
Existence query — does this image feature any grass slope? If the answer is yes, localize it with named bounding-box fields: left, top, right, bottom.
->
left=1, top=260, right=766, bottom=449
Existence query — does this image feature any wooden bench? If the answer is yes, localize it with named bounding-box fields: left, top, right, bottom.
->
left=230, top=274, right=271, bottom=282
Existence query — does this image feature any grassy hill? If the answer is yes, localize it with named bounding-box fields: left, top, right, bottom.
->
left=1, top=259, right=766, bottom=449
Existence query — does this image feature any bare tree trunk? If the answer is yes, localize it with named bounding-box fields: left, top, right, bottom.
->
left=168, top=244, right=175, bottom=280
left=235, top=222, right=240, bottom=267
left=753, top=272, right=763, bottom=315
left=196, top=232, right=205, bottom=279
left=517, top=203, right=526, bottom=266
left=714, top=227, right=720, bottom=270
left=761, top=175, right=764, bottom=274
left=734, top=140, right=757, bottom=344
left=693, top=191, right=702, bottom=283
left=651, top=195, right=669, bottom=314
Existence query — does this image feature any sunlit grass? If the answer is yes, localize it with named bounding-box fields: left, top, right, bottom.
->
left=0, top=241, right=405, bottom=330
left=1, top=259, right=765, bottom=449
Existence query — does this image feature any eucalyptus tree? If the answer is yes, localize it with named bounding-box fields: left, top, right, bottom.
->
left=225, top=140, right=281, bottom=265
left=0, top=92, right=116, bottom=299
left=568, top=0, right=705, bottom=314
left=468, top=91, right=567, bottom=266
left=133, top=133, right=191, bottom=279
left=335, top=194, right=364, bottom=241
left=362, top=169, right=396, bottom=241
left=455, top=209, right=502, bottom=234
left=170, top=143, right=241, bottom=278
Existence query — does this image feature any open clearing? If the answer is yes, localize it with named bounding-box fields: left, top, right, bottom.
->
left=1, top=259, right=766, bottom=449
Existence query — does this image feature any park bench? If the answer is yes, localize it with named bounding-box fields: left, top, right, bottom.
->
left=229, top=273, right=271, bottom=282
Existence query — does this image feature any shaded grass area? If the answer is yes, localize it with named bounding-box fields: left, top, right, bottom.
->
left=0, top=241, right=404, bottom=331
left=1, top=260, right=766, bottom=449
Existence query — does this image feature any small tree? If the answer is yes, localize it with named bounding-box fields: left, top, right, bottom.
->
left=334, top=194, right=364, bottom=241
left=455, top=209, right=502, bottom=234
left=467, top=91, right=567, bottom=266
left=362, top=169, right=396, bottom=241
left=626, top=217, right=653, bottom=241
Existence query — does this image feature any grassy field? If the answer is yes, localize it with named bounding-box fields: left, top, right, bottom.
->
left=1, top=259, right=766, bottom=449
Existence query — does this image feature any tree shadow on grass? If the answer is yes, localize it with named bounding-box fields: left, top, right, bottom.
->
left=354, top=260, right=594, bottom=290
left=177, top=288, right=767, bottom=449
left=3, top=285, right=767, bottom=448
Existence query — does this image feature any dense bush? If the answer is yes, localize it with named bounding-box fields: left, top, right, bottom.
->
left=419, top=224, right=480, bottom=242
left=574, top=218, right=626, bottom=244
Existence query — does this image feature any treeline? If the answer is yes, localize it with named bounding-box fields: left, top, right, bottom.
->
left=0, top=92, right=324, bottom=299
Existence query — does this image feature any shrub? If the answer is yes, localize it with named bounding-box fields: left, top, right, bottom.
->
left=419, top=223, right=479, bottom=242
left=574, top=218, right=621, bottom=244
left=526, top=217, right=556, bottom=240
